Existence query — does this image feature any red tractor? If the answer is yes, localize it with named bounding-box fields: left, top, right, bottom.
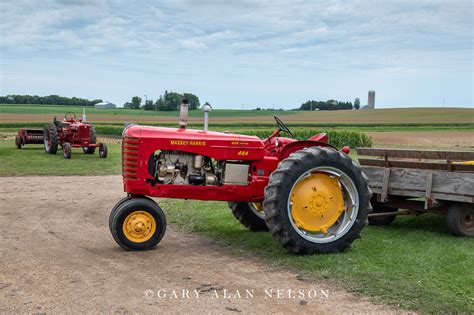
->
left=109, top=101, right=371, bottom=255
left=43, top=112, right=108, bottom=159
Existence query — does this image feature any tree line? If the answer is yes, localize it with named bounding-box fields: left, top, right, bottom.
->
left=0, top=95, right=102, bottom=106
left=297, top=99, right=356, bottom=111
left=124, top=91, right=200, bottom=111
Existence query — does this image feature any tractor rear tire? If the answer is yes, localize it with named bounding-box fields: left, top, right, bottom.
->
left=99, top=143, right=108, bottom=158
left=446, top=203, right=474, bottom=237
left=263, top=147, right=372, bottom=255
left=229, top=202, right=268, bottom=232
left=110, top=198, right=167, bottom=250
left=15, top=135, right=22, bottom=149
left=44, top=123, right=59, bottom=154
left=368, top=205, right=398, bottom=226
left=83, top=126, right=97, bottom=154
left=63, top=142, right=72, bottom=159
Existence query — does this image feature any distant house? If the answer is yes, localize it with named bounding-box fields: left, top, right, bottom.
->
left=95, top=101, right=116, bottom=109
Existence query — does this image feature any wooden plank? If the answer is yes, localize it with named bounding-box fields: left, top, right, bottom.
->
left=380, top=168, right=390, bottom=202
left=370, top=187, right=474, bottom=203
left=361, top=166, right=474, bottom=198
left=424, top=172, right=434, bottom=209
left=358, top=158, right=474, bottom=172
left=356, top=148, right=474, bottom=161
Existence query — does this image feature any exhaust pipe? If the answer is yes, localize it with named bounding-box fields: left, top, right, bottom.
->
left=202, top=102, right=212, bottom=131
left=179, top=99, right=189, bottom=129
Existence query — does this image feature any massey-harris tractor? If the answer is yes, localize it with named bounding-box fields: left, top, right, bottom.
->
left=43, top=112, right=108, bottom=159
left=109, top=101, right=372, bottom=255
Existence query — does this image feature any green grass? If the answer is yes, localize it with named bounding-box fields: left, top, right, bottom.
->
left=161, top=199, right=474, bottom=313
left=0, top=140, right=121, bottom=176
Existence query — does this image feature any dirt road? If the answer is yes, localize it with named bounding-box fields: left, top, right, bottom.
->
left=0, top=176, right=401, bottom=313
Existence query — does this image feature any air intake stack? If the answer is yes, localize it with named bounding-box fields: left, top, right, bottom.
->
left=179, top=99, right=189, bottom=129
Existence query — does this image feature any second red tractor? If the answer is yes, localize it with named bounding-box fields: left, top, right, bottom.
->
left=43, top=112, right=108, bottom=159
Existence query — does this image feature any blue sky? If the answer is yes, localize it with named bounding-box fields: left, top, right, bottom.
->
left=1, top=0, right=472, bottom=109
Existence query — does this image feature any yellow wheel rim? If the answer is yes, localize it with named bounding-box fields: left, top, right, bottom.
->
left=122, top=210, right=156, bottom=243
left=290, top=172, right=346, bottom=234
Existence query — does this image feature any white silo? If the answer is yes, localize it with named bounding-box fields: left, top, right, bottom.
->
left=368, top=90, right=375, bottom=109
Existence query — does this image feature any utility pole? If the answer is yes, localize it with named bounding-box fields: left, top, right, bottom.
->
left=442, top=98, right=445, bottom=108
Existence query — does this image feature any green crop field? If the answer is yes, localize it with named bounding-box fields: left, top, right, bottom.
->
left=1, top=104, right=473, bottom=126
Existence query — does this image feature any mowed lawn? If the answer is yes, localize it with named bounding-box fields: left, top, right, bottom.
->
left=0, top=136, right=473, bottom=312
left=0, top=139, right=121, bottom=176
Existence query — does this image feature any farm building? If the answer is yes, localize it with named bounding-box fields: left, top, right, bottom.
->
left=95, top=101, right=116, bottom=109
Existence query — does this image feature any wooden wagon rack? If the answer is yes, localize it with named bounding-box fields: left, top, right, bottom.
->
left=356, top=148, right=474, bottom=236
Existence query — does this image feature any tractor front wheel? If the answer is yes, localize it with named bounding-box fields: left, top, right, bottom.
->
left=109, top=198, right=167, bottom=250
left=83, top=126, right=97, bottom=154
left=229, top=202, right=268, bottom=231
left=63, top=142, right=72, bottom=159
left=99, top=143, right=108, bottom=158
left=15, top=136, right=22, bottom=149
left=264, top=147, right=372, bottom=255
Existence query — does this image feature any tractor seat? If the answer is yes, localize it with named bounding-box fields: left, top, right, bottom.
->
left=308, top=133, right=328, bottom=143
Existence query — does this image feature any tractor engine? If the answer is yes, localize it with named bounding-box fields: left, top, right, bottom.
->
left=151, top=151, right=220, bottom=186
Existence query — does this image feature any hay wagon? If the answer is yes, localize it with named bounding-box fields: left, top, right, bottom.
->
left=357, top=148, right=474, bottom=236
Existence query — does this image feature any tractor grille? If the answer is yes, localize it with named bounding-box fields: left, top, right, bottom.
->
left=122, top=137, right=139, bottom=180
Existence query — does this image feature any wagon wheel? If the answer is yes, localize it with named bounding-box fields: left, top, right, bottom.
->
left=446, top=203, right=474, bottom=237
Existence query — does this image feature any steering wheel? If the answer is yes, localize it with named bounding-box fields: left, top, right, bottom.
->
left=274, top=116, right=294, bottom=138
left=64, top=112, right=76, bottom=120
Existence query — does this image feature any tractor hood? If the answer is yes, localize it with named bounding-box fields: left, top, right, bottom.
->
left=123, top=124, right=266, bottom=161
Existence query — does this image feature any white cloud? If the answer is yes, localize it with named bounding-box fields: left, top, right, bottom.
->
left=0, top=0, right=472, bottom=107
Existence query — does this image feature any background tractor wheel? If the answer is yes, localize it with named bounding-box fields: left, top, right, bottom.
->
left=99, top=143, right=108, bottom=158
left=229, top=202, right=268, bottom=232
left=110, top=198, right=167, bottom=250
left=15, top=135, right=22, bottom=149
left=264, top=146, right=372, bottom=255
left=446, top=203, right=474, bottom=237
left=63, top=142, right=72, bottom=159
left=43, top=123, right=59, bottom=154
left=83, top=126, right=97, bottom=154
left=368, top=205, right=398, bottom=226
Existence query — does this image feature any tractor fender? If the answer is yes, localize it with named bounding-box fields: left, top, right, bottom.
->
left=279, top=140, right=337, bottom=160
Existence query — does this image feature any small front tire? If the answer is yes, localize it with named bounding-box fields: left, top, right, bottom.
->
left=110, top=198, right=167, bottom=250
left=15, top=136, right=22, bottom=149
left=83, top=126, right=97, bottom=154
left=99, top=143, right=108, bottom=158
left=63, top=142, right=72, bottom=159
